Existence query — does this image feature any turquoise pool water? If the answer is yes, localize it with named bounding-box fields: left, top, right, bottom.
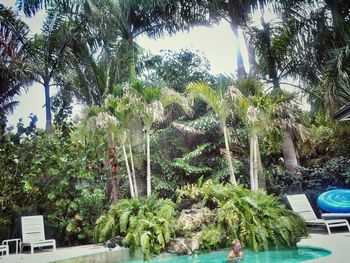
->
left=124, top=247, right=331, bottom=263
left=56, top=247, right=331, bottom=263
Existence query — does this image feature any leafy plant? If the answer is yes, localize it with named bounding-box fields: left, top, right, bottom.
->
left=199, top=225, right=222, bottom=251
left=94, top=197, right=177, bottom=259
left=177, top=180, right=307, bottom=252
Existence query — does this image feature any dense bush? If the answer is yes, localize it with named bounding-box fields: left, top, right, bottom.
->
left=23, top=131, right=107, bottom=245
left=0, top=135, right=36, bottom=239
left=0, top=128, right=108, bottom=245
left=177, top=180, right=308, bottom=252
left=94, top=197, right=177, bottom=259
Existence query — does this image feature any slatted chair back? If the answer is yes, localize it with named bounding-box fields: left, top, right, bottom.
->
left=286, top=194, right=318, bottom=221
left=21, top=216, right=46, bottom=244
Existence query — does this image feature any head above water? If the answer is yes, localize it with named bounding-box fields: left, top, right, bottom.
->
left=232, top=240, right=242, bottom=251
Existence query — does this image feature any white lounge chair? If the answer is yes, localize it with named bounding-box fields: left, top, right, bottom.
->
left=0, top=244, right=9, bottom=256
left=286, top=194, right=350, bottom=234
left=21, top=215, right=56, bottom=254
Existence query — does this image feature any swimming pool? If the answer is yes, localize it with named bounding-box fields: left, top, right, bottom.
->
left=124, top=247, right=330, bottom=263
left=55, top=247, right=331, bottom=263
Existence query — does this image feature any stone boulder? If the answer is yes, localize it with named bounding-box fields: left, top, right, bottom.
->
left=167, top=205, right=218, bottom=255
left=167, top=232, right=201, bottom=254
left=176, top=206, right=216, bottom=234
left=104, top=236, right=123, bottom=248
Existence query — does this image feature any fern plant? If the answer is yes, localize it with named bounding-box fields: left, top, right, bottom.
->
left=94, top=197, right=177, bottom=259
left=176, top=180, right=308, bottom=252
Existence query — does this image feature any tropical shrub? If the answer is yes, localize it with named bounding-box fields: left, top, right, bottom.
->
left=94, top=197, right=177, bottom=259
left=23, top=131, right=107, bottom=245
left=176, top=180, right=308, bottom=252
left=0, top=133, right=36, bottom=240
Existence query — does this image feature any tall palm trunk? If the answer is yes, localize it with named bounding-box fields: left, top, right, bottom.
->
left=256, top=138, right=266, bottom=190
left=222, top=120, right=237, bottom=186
left=282, top=127, right=302, bottom=192
left=249, top=133, right=256, bottom=191
left=130, top=118, right=145, bottom=195
left=44, top=79, right=52, bottom=134
left=250, top=132, right=260, bottom=192
left=282, top=127, right=299, bottom=174
left=127, top=38, right=136, bottom=81
left=129, top=144, right=138, bottom=197
left=146, top=127, right=151, bottom=196
left=122, top=143, right=135, bottom=198
left=242, top=28, right=257, bottom=75
left=230, top=25, right=246, bottom=79
left=106, top=147, right=120, bottom=204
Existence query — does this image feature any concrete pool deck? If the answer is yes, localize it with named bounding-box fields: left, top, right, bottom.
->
left=0, top=232, right=349, bottom=262
left=298, top=232, right=350, bottom=263
left=0, top=245, right=131, bottom=263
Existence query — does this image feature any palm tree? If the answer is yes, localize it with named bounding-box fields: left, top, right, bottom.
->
left=65, top=41, right=125, bottom=106
left=131, top=81, right=193, bottom=196
left=234, top=77, right=267, bottom=191
left=249, top=16, right=312, bottom=177
left=27, top=3, right=74, bottom=133
left=80, top=106, right=125, bottom=203
left=105, top=93, right=143, bottom=198
left=268, top=91, right=309, bottom=183
left=0, top=4, right=31, bottom=132
left=186, top=82, right=241, bottom=185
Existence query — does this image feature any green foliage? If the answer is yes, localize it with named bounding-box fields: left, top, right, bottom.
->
left=23, top=131, right=106, bottom=244
left=199, top=225, right=222, bottom=251
left=173, top=143, right=213, bottom=175
left=94, top=197, right=177, bottom=259
left=0, top=122, right=108, bottom=245
left=0, top=4, right=30, bottom=132
left=51, top=91, right=74, bottom=137
left=0, top=134, right=35, bottom=239
left=176, top=180, right=308, bottom=252
left=146, top=49, right=215, bottom=92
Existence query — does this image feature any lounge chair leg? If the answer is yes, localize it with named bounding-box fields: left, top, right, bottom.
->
left=31, top=245, right=34, bottom=254
left=346, top=222, right=350, bottom=232
left=326, top=225, right=331, bottom=235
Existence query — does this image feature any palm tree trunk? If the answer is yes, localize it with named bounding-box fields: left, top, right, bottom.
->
left=282, top=127, right=299, bottom=173
left=242, top=28, right=257, bottom=75
left=129, top=144, right=138, bottom=198
left=256, top=136, right=266, bottom=190
left=230, top=25, right=246, bottom=80
left=253, top=133, right=259, bottom=191
left=282, top=127, right=302, bottom=193
left=122, top=143, right=135, bottom=198
left=146, top=127, right=151, bottom=197
left=44, top=79, right=52, bottom=134
left=127, top=38, right=136, bottom=81
left=249, top=133, right=255, bottom=191
left=250, top=132, right=260, bottom=192
left=106, top=146, right=120, bottom=204
left=108, top=176, right=119, bottom=204
left=222, top=121, right=237, bottom=186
